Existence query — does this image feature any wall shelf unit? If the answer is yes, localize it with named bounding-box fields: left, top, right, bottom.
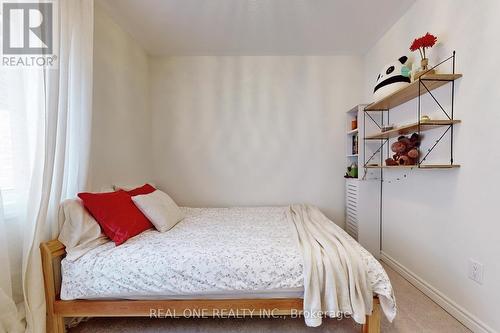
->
left=364, top=120, right=461, bottom=140
left=364, top=73, right=462, bottom=111
left=365, top=164, right=460, bottom=169
left=362, top=51, right=462, bottom=171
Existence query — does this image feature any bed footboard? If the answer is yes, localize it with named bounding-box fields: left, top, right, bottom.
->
left=362, top=297, right=381, bottom=333
left=41, top=239, right=381, bottom=333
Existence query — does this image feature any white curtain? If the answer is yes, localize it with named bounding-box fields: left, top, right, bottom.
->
left=0, top=192, right=25, bottom=333
left=0, top=1, right=94, bottom=332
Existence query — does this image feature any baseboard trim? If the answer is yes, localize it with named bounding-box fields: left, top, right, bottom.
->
left=380, top=251, right=496, bottom=333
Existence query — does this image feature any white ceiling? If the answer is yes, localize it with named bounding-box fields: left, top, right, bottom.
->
left=97, top=0, right=415, bottom=56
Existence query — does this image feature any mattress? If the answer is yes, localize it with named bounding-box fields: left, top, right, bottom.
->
left=60, top=207, right=392, bottom=303
left=61, top=207, right=304, bottom=300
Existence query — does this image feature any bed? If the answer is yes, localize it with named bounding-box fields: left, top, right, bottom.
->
left=41, top=205, right=396, bottom=333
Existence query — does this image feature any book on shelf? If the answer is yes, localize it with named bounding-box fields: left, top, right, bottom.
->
left=352, top=134, right=358, bottom=155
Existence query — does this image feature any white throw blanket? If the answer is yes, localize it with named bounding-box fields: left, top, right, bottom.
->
left=287, top=204, right=373, bottom=327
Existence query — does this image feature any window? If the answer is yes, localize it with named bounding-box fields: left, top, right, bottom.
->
left=0, top=7, right=13, bottom=191
left=0, top=109, right=15, bottom=191
left=0, top=71, right=17, bottom=217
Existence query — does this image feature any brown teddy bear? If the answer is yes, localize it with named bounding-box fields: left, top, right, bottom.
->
left=385, top=133, right=421, bottom=166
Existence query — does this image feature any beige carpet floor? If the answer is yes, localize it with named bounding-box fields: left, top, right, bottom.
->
left=69, top=263, right=471, bottom=333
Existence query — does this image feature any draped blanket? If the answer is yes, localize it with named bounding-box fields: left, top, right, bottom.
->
left=287, top=204, right=374, bottom=327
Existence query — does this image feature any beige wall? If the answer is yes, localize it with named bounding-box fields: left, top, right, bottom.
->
left=89, top=4, right=152, bottom=190
left=90, top=6, right=365, bottom=227
left=363, top=1, right=500, bottom=332
left=149, top=56, right=363, bottom=225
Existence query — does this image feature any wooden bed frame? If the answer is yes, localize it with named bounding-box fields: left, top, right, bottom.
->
left=41, top=239, right=381, bottom=333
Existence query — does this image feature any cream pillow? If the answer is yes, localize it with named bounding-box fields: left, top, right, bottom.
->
left=58, top=199, right=110, bottom=261
left=113, top=182, right=156, bottom=191
left=132, top=190, right=184, bottom=232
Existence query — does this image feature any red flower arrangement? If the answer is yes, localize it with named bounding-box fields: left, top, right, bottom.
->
left=410, top=33, right=437, bottom=60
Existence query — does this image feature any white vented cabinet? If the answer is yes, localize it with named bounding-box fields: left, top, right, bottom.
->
left=345, top=104, right=381, bottom=258
left=345, top=178, right=359, bottom=240
left=344, top=105, right=362, bottom=241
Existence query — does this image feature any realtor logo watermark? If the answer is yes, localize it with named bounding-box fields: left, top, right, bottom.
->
left=1, top=0, right=58, bottom=67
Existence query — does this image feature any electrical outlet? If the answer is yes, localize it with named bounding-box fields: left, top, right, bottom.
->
left=468, top=259, right=484, bottom=285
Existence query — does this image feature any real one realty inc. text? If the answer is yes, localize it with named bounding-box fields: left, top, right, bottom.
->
left=149, top=308, right=352, bottom=320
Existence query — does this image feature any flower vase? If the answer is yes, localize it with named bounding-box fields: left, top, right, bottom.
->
left=421, top=58, right=429, bottom=71
left=414, top=57, right=435, bottom=80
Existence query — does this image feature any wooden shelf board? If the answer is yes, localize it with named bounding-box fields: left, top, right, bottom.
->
left=364, top=74, right=462, bottom=111
left=365, top=164, right=460, bottom=169
left=347, top=128, right=358, bottom=135
left=364, top=120, right=461, bottom=140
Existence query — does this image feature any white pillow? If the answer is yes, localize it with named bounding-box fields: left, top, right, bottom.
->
left=132, top=190, right=184, bottom=232
left=58, top=199, right=110, bottom=261
left=113, top=182, right=156, bottom=191
left=100, top=186, right=115, bottom=193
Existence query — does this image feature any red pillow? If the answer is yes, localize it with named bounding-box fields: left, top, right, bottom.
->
left=125, top=183, right=156, bottom=196
left=78, top=190, right=153, bottom=245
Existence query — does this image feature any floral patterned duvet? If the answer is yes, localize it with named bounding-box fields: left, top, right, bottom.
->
left=60, top=206, right=394, bottom=321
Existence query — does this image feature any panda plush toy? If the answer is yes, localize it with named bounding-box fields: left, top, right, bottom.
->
left=373, top=56, right=411, bottom=101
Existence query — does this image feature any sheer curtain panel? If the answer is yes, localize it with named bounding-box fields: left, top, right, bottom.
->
left=0, top=1, right=94, bottom=332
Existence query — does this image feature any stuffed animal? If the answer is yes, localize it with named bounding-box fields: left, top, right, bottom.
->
left=373, top=56, right=411, bottom=101
left=385, top=133, right=421, bottom=166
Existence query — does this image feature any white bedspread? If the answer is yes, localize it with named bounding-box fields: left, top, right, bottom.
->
left=60, top=206, right=395, bottom=326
